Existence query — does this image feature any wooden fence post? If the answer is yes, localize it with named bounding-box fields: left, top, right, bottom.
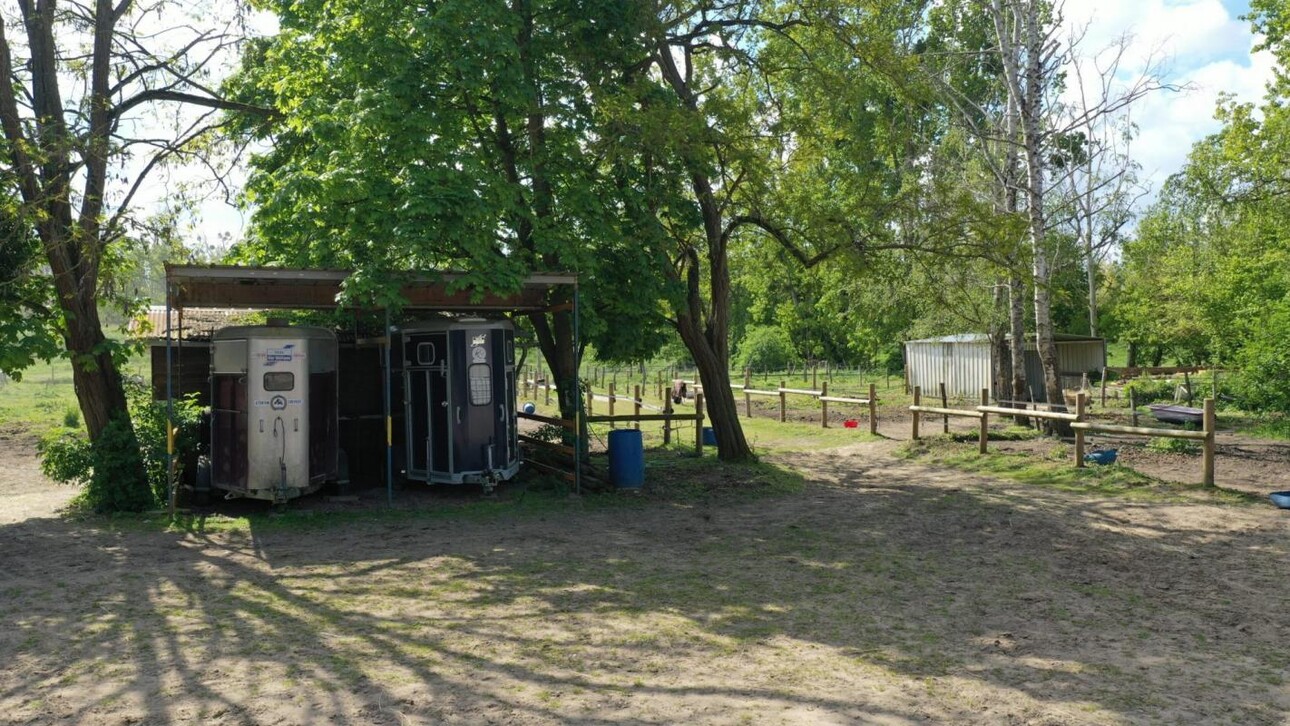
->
left=912, top=385, right=921, bottom=440
left=663, top=396, right=672, bottom=445
left=586, top=386, right=593, bottom=416
left=1203, top=397, right=1215, bottom=486
left=821, top=381, right=829, bottom=428
left=695, top=393, right=705, bottom=455
left=1129, top=387, right=1138, bottom=426
left=979, top=388, right=989, bottom=454
left=634, top=384, right=641, bottom=430
left=608, top=382, right=616, bottom=422
left=744, top=368, right=752, bottom=418
left=1100, top=367, right=1108, bottom=407
left=812, top=363, right=818, bottom=390
left=779, top=380, right=787, bottom=423
left=939, top=382, right=949, bottom=434
left=868, top=383, right=877, bottom=435
left=544, top=376, right=551, bottom=406
left=1075, top=391, right=1087, bottom=468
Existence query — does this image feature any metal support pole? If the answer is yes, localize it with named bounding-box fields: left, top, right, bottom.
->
left=384, top=307, right=394, bottom=507
left=574, top=286, right=582, bottom=495
left=165, top=293, right=174, bottom=517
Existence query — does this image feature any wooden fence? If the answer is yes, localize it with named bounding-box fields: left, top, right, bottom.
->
left=909, top=385, right=1217, bottom=486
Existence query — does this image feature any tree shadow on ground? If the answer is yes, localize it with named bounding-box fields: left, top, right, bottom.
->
left=1, top=447, right=1288, bottom=724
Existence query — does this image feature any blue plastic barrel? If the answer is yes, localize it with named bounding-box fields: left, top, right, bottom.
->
left=607, top=429, right=645, bottom=489
left=702, top=426, right=717, bottom=446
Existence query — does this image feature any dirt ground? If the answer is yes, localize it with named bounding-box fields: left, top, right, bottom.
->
left=3, top=430, right=1290, bottom=725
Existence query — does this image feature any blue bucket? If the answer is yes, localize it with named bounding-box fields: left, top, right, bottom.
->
left=522, top=402, right=536, bottom=414
left=607, top=429, right=645, bottom=489
left=1084, top=449, right=1118, bottom=465
left=702, top=426, right=717, bottom=446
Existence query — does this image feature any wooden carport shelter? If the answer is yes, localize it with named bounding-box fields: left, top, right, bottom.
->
left=163, top=264, right=581, bottom=508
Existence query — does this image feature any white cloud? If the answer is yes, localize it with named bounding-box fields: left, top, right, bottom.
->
left=1059, top=0, right=1275, bottom=203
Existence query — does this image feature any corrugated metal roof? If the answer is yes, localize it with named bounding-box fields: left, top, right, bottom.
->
left=906, top=332, right=1105, bottom=344
left=129, top=306, right=257, bottom=340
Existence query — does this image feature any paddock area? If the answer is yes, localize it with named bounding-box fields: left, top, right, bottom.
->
left=2, top=429, right=1288, bottom=725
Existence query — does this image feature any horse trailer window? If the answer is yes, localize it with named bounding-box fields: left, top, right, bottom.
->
left=468, top=364, right=491, bottom=405
left=417, top=342, right=435, bottom=365
left=263, top=371, right=295, bottom=391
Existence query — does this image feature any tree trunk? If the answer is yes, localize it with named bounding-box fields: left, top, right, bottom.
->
left=1008, top=273, right=1030, bottom=421
left=1085, top=231, right=1098, bottom=337
left=1126, top=340, right=1138, bottom=367
left=529, top=307, right=580, bottom=425
left=63, top=300, right=132, bottom=439
left=676, top=313, right=751, bottom=462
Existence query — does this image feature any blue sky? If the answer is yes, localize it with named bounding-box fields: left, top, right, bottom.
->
left=177, top=0, right=1277, bottom=249
left=1060, top=0, right=1274, bottom=199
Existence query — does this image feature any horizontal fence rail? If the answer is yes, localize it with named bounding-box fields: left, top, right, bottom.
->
left=907, top=386, right=1217, bottom=486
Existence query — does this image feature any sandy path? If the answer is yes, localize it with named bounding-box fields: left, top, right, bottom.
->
left=2, top=435, right=1289, bottom=724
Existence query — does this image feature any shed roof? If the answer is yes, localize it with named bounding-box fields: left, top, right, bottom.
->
left=906, top=333, right=1105, bottom=345
left=165, top=264, right=576, bottom=312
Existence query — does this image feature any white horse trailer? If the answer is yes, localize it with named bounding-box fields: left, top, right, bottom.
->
left=208, top=324, right=340, bottom=502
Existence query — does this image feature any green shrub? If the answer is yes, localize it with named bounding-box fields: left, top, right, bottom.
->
left=38, top=381, right=203, bottom=512
left=1232, top=299, right=1290, bottom=414
left=61, top=406, right=80, bottom=429
left=40, top=416, right=152, bottom=513
left=736, top=325, right=798, bottom=372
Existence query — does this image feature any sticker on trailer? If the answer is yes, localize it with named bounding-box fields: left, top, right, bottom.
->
left=264, top=344, right=296, bottom=366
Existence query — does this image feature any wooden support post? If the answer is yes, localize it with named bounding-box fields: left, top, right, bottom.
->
left=633, top=384, right=641, bottom=430
left=1129, top=387, right=1138, bottom=426
left=608, top=382, right=616, bottom=423
left=939, top=382, right=949, bottom=434
left=1184, top=371, right=1194, bottom=405
left=779, top=380, right=787, bottom=423
left=663, top=397, right=673, bottom=445
left=544, top=376, right=551, bottom=406
left=912, top=386, right=921, bottom=440
left=1075, top=391, right=1087, bottom=468
left=1203, top=397, right=1215, bottom=486
left=821, top=381, right=829, bottom=428
left=586, top=386, right=593, bottom=416
left=1100, top=367, right=1108, bottom=407
left=868, top=383, right=877, bottom=435
left=695, top=393, right=705, bottom=455
left=979, top=388, right=989, bottom=454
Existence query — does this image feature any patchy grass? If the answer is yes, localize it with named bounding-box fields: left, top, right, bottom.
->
left=896, top=437, right=1259, bottom=505
left=0, top=356, right=150, bottom=434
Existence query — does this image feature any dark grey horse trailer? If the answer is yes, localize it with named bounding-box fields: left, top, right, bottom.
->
left=400, top=318, right=519, bottom=491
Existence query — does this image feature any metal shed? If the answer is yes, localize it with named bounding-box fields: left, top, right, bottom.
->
left=904, top=333, right=1106, bottom=402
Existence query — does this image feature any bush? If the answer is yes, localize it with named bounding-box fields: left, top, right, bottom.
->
left=735, top=325, right=798, bottom=372
left=62, top=406, right=80, bottom=429
left=1123, top=377, right=1176, bottom=404
left=40, top=416, right=152, bottom=513
left=38, top=381, right=203, bottom=513
left=1232, top=299, right=1290, bottom=414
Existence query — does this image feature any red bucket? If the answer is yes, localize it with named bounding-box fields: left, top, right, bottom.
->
left=843, top=419, right=859, bottom=429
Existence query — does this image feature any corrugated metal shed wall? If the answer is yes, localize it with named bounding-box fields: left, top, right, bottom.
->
left=904, top=339, right=993, bottom=399
left=906, top=336, right=1106, bottom=403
